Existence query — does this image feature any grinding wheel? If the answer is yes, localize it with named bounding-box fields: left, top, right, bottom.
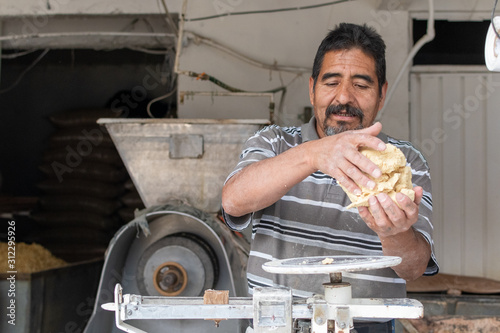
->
left=84, top=205, right=250, bottom=333
left=136, top=234, right=218, bottom=297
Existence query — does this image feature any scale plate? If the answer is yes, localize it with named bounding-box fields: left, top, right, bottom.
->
left=262, top=255, right=401, bottom=274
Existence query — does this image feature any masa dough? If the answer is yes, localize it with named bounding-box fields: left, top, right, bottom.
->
left=340, top=143, right=414, bottom=209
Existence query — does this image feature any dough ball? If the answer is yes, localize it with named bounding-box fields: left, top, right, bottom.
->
left=340, top=143, right=415, bottom=209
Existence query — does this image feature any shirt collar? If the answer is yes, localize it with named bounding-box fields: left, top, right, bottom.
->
left=301, top=116, right=319, bottom=142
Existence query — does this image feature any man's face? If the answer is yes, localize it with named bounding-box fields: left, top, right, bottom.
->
left=309, top=48, right=388, bottom=138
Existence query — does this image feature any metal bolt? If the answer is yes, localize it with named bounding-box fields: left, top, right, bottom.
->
left=330, top=272, right=342, bottom=283
left=127, top=310, right=133, bottom=316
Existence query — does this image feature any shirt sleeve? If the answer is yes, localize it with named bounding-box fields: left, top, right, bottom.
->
left=400, top=140, right=439, bottom=276
left=221, top=125, right=283, bottom=231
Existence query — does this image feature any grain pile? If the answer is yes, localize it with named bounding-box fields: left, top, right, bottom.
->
left=0, top=242, right=67, bottom=273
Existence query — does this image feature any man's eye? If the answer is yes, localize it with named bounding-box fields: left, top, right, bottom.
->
left=325, top=82, right=338, bottom=87
left=354, top=83, right=369, bottom=89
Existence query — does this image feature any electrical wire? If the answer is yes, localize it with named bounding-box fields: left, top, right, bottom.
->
left=0, top=49, right=49, bottom=94
left=173, top=0, right=311, bottom=122
left=146, top=86, right=177, bottom=118
left=185, top=71, right=288, bottom=94
left=492, top=0, right=500, bottom=39
left=143, top=0, right=180, bottom=118
left=375, top=0, right=435, bottom=121
left=1, top=49, right=40, bottom=59
left=126, top=46, right=171, bottom=55
left=185, top=31, right=311, bottom=74
left=185, top=0, right=351, bottom=22
left=159, top=0, right=179, bottom=36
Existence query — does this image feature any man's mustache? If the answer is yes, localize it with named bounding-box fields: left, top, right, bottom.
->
left=325, top=104, right=364, bottom=121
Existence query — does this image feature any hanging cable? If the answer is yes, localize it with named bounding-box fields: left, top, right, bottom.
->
left=185, top=31, right=310, bottom=74
left=0, top=48, right=49, bottom=94
left=491, top=0, right=500, bottom=39
left=185, top=0, right=351, bottom=22
left=173, top=0, right=306, bottom=97
left=1, top=49, right=40, bottom=59
left=125, top=47, right=171, bottom=55
left=147, top=86, right=177, bottom=118
left=159, top=0, right=179, bottom=36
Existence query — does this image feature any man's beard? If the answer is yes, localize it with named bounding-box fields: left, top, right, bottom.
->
left=323, top=104, right=364, bottom=136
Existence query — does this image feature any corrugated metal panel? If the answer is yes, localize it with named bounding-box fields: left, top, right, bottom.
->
left=410, top=66, right=500, bottom=280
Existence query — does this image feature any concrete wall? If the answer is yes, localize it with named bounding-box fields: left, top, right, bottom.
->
left=175, top=0, right=412, bottom=140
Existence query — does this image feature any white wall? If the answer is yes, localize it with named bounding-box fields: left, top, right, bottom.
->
left=175, top=0, right=412, bottom=140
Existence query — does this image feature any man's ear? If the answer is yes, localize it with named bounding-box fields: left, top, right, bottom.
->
left=309, top=76, right=315, bottom=106
left=378, top=81, right=389, bottom=111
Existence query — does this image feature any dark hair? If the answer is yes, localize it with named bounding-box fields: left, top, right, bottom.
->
left=311, top=23, right=386, bottom=96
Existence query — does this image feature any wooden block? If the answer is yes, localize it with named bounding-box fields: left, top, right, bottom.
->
left=203, top=289, right=229, bottom=327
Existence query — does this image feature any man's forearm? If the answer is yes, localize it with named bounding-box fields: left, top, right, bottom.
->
left=380, top=227, right=431, bottom=281
left=222, top=142, right=316, bottom=217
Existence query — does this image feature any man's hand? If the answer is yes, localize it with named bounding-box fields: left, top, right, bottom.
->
left=310, top=122, right=386, bottom=196
left=358, top=186, right=423, bottom=237
left=358, top=186, right=431, bottom=281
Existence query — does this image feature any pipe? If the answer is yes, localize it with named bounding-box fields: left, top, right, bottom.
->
left=0, top=31, right=176, bottom=42
left=179, top=91, right=275, bottom=123
left=376, top=0, right=435, bottom=121
left=179, top=90, right=274, bottom=100
left=174, top=0, right=189, bottom=76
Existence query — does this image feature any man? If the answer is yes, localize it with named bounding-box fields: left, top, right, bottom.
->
left=222, top=23, right=438, bottom=332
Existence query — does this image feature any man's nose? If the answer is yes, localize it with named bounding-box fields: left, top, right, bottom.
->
left=335, top=83, right=354, bottom=105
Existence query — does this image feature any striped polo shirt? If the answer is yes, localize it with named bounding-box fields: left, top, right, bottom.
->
left=223, top=116, right=439, bottom=299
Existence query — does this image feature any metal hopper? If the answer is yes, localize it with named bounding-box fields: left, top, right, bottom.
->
left=97, top=118, right=269, bottom=213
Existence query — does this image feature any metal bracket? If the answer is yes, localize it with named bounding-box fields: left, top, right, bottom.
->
left=253, top=287, right=292, bottom=333
left=106, top=284, right=147, bottom=333
left=335, top=307, right=352, bottom=333
left=169, top=134, right=204, bottom=159
left=310, top=296, right=328, bottom=333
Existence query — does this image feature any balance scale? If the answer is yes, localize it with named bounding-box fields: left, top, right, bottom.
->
left=102, top=255, right=423, bottom=333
